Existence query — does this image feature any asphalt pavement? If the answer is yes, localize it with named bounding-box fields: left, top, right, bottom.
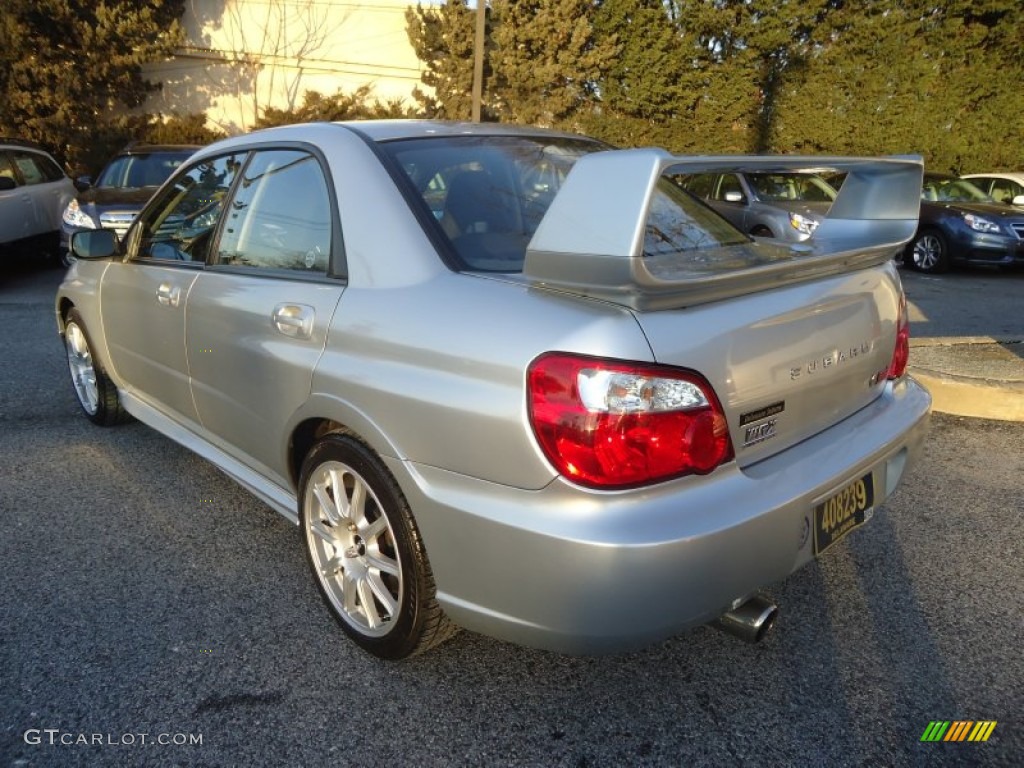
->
left=2, top=260, right=1022, bottom=768
left=901, top=267, right=1024, bottom=422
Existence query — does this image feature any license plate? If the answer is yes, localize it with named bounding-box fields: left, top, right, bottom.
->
left=813, top=473, right=875, bottom=556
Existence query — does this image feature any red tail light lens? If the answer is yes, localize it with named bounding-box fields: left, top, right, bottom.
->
left=527, top=353, right=734, bottom=489
left=887, top=291, right=910, bottom=380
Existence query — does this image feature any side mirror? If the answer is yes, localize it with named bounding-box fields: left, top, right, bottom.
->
left=1013, top=194, right=1024, bottom=207
left=74, top=175, right=92, bottom=192
left=70, top=229, right=118, bottom=260
left=0, top=176, right=16, bottom=191
left=724, top=191, right=745, bottom=203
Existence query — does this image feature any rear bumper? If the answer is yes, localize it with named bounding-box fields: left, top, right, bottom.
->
left=390, top=376, right=932, bottom=654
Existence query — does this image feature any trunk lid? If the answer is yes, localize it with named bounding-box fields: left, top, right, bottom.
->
left=633, top=261, right=902, bottom=466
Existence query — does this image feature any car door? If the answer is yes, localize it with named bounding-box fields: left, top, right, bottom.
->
left=99, top=152, right=245, bottom=427
left=184, top=148, right=345, bottom=488
left=9, top=150, right=69, bottom=238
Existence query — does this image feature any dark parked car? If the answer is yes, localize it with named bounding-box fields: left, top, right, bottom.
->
left=677, top=171, right=838, bottom=242
left=60, top=143, right=199, bottom=264
left=905, top=173, right=1024, bottom=273
left=0, top=138, right=75, bottom=263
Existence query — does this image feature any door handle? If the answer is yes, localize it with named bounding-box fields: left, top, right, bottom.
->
left=156, top=283, right=181, bottom=307
left=271, top=304, right=314, bottom=340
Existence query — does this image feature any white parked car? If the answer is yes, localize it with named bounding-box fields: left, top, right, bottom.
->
left=961, top=172, right=1024, bottom=207
left=0, top=138, right=76, bottom=262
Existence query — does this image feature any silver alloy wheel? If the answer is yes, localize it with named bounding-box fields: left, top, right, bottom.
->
left=304, top=460, right=403, bottom=637
left=912, top=234, right=942, bottom=271
left=65, top=322, right=99, bottom=415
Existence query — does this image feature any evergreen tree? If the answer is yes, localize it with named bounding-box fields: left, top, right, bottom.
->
left=0, top=0, right=186, bottom=169
left=771, top=0, right=1024, bottom=172
left=583, top=0, right=696, bottom=148
left=489, top=0, right=619, bottom=128
left=255, top=87, right=417, bottom=129
left=405, top=0, right=481, bottom=120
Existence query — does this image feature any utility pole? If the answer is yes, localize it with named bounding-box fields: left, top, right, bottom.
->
left=471, top=1, right=485, bottom=121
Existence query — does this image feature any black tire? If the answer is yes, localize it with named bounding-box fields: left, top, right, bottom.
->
left=908, top=228, right=950, bottom=273
left=63, top=308, right=130, bottom=426
left=750, top=225, right=774, bottom=238
left=54, top=249, right=76, bottom=269
left=299, top=434, right=457, bottom=659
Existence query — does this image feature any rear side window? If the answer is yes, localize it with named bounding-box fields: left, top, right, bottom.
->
left=11, top=151, right=56, bottom=185
left=214, top=150, right=331, bottom=273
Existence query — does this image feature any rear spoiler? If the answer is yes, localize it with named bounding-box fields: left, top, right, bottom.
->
left=523, top=150, right=923, bottom=310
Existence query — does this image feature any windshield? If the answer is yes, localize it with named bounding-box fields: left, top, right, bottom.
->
left=382, top=136, right=748, bottom=272
left=922, top=176, right=992, bottom=203
left=96, top=151, right=192, bottom=189
left=746, top=173, right=837, bottom=203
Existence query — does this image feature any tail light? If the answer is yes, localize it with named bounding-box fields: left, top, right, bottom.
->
left=886, top=291, right=910, bottom=380
left=527, top=353, right=734, bottom=489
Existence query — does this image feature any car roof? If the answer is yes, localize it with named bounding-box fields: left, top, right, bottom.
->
left=0, top=137, right=53, bottom=154
left=962, top=172, right=1024, bottom=182
left=116, top=143, right=203, bottom=155
left=336, top=119, right=589, bottom=143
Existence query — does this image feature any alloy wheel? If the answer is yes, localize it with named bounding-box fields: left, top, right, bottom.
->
left=912, top=234, right=943, bottom=271
left=304, top=460, right=403, bottom=637
left=65, top=322, right=99, bottom=415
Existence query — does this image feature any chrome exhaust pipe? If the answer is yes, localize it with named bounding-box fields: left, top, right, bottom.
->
left=712, top=594, right=778, bottom=643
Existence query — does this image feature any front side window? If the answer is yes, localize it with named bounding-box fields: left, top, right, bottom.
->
left=680, top=173, right=716, bottom=199
left=214, top=150, right=331, bottom=273
left=924, top=176, right=990, bottom=203
left=716, top=174, right=745, bottom=202
left=134, top=153, right=244, bottom=263
left=746, top=173, right=838, bottom=203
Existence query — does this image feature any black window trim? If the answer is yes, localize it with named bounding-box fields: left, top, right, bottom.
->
left=125, top=141, right=347, bottom=283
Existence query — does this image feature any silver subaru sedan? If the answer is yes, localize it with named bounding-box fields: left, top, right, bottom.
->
left=56, top=121, right=930, bottom=659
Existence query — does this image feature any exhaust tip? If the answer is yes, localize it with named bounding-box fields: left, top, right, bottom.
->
left=711, top=594, right=778, bottom=644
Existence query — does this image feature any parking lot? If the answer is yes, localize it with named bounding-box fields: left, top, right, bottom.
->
left=2, top=261, right=1022, bottom=767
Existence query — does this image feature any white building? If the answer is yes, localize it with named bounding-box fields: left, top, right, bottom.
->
left=144, top=0, right=430, bottom=135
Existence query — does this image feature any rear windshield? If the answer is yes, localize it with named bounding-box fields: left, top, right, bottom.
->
left=381, top=136, right=747, bottom=272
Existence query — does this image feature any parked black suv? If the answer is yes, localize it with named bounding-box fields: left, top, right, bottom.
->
left=60, top=144, right=200, bottom=265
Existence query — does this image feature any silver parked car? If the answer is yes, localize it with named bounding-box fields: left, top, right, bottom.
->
left=678, top=170, right=839, bottom=241
left=57, top=122, right=930, bottom=659
left=0, top=138, right=76, bottom=262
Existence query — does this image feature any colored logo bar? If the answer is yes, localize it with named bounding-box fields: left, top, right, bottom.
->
left=921, top=721, right=997, bottom=742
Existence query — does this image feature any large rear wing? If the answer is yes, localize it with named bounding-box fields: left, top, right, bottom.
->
left=523, top=150, right=923, bottom=310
